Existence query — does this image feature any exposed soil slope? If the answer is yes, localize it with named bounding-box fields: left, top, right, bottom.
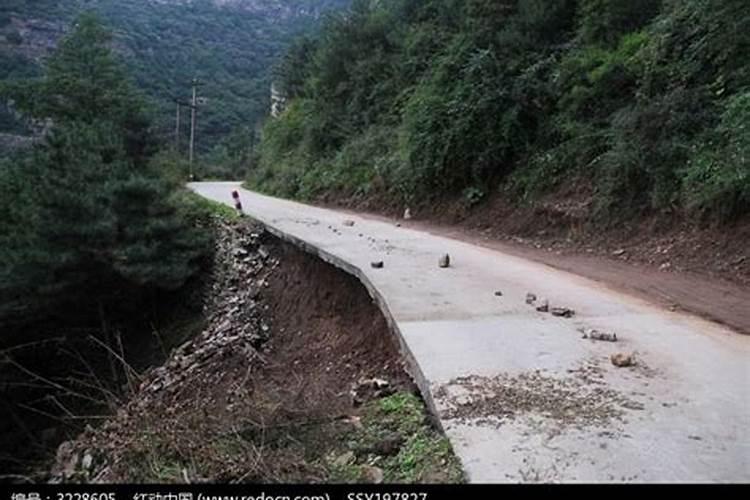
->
left=47, top=220, right=461, bottom=484
left=325, top=191, right=750, bottom=335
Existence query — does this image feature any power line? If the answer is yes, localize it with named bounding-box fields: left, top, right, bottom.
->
left=171, top=80, right=203, bottom=181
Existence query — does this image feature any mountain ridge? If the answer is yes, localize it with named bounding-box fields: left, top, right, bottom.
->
left=0, top=0, right=351, bottom=156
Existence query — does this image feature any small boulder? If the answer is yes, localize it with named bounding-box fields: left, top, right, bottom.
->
left=536, top=298, right=549, bottom=313
left=333, top=451, right=356, bottom=467
left=81, top=451, right=94, bottom=472
left=438, top=254, right=451, bottom=268
left=361, top=465, right=384, bottom=484
left=525, top=293, right=537, bottom=305
left=54, top=441, right=79, bottom=480
left=343, top=415, right=364, bottom=430
left=351, top=377, right=394, bottom=405
left=371, top=261, right=384, bottom=269
left=581, top=328, right=618, bottom=342
left=611, top=353, right=635, bottom=367
left=371, top=377, right=390, bottom=389
left=373, top=433, right=404, bottom=457
left=550, top=307, right=575, bottom=318
left=343, top=220, right=355, bottom=227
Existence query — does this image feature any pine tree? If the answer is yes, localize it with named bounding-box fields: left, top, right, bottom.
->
left=7, top=12, right=155, bottom=164
left=0, top=14, right=209, bottom=324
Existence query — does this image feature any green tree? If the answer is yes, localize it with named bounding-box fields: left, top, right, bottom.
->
left=8, top=13, right=154, bottom=164
left=274, top=36, right=317, bottom=99
left=0, top=14, right=208, bottom=323
left=252, top=0, right=750, bottom=224
left=578, top=0, right=661, bottom=46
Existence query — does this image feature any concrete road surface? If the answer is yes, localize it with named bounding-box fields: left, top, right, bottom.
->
left=190, top=182, right=749, bottom=483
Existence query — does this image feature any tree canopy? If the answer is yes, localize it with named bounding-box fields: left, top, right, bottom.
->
left=0, top=14, right=209, bottom=324
left=0, top=0, right=351, bottom=165
left=250, top=0, right=750, bottom=223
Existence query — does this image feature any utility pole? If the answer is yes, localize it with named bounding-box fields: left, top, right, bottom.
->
left=174, top=101, right=181, bottom=152
left=189, top=78, right=198, bottom=181
left=172, top=97, right=190, bottom=155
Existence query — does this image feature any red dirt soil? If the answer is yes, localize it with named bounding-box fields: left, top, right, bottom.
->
left=320, top=191, right=750, bottom=336
left=262, top=240, right=414, bottom=419
left=48, top=225, right=415, bottom=483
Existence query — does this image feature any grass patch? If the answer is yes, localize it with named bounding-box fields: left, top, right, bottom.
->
left=175, top=189, right=241, bottom=223
left=111, top=392, right=464, bottom=484
left=327, top=392, right=465, bottom=484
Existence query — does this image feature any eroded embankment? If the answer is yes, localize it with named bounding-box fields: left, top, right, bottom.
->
left=49, top=220, right=462, bottom=484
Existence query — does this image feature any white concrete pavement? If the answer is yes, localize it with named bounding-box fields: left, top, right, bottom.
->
left=190, top=182, right=750, bottom=483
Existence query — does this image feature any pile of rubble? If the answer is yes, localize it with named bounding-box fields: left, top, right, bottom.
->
left=525, top=292, right=575, bottom=318
left=437, top=368, right=639, bottom=432
left=137, top=222, right=278, bottom=399
left=49, top=220, right=281, bottom=483
left=133, top=221, right=279, bottom=403
left=525, top=291, right=637, bottom=367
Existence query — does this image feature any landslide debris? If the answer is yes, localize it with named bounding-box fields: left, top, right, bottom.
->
left=436, top=363, right=642, bottom=435
left=48, top=220, right=462, bottom=484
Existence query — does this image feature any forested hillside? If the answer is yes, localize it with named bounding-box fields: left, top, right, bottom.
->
left=252, top=0, right=750, bottom=225
left=0, top=14, right=226, bottom=475
left=0, top=0, right=349, bottom=164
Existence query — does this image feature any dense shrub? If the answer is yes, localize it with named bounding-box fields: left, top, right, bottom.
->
left=682, top=91, right=750, bottom=221
left=251, top=0, right=750, bottom=224
left=0, top=15, right=209, bottom=324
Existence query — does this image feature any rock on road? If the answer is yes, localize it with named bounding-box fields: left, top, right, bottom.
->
left=190, top=182, right=749, bottom=483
